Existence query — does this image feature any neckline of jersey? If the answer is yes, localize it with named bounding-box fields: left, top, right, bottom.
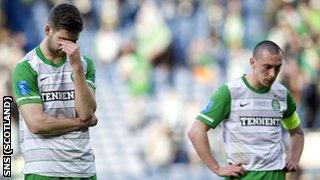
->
left=36, top=46, right=67, bottom=68
left=241, top=75, right=271, bottom=94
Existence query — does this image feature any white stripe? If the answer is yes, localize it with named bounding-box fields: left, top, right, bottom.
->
left=86, top=80, right=96, bottom=88
left=17, top=96, right=41, bottom=103
left=199, top=113, right=214, bottom=122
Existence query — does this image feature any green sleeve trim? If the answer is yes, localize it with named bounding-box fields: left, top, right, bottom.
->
left=17, top=99, right=43, bottom=107
left=17, top=96, right=40, bottom=102
left=283, top=90, right=297, bottom=119
left=196, top=84, right=231, bottom=128
left=197, top=113, right=215, bottom=127
left=281, top=111, right=300, bottom=130
left=86, top=80, right=96, bottom=91
left=83, top=56, right=96, bottom=91
left=12, top=61, right=41, bottom=104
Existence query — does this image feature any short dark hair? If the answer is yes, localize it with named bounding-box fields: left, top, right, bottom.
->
left=253, top=40, right=282, bottom=59
left=48, top=3, right=83, bottom=33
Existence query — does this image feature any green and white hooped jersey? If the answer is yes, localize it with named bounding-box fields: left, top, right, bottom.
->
left=197, top=76, right=300, bottom=171
left=12, top=46, right=96, bottom=177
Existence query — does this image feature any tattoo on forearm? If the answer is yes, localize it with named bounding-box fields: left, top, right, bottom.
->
left=297, top=129, right=304, bottom=136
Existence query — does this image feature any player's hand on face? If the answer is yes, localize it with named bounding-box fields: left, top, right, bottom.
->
left=216, top=162, right=246, bottom=177
left=285, top=160, right=299, bottom=172
left=58, top=40, right=82, bottom=68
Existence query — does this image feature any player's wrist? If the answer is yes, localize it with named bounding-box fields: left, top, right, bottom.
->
left=211, top=164, right=221, bottom=175
left=287, top=157, right=300, bottom=164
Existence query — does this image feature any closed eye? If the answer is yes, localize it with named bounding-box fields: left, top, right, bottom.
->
left=60, top=37, right=78, bottom=43
left=263, top=65, right=271, bottom=70
left=275, top=65, right=282, bottom=71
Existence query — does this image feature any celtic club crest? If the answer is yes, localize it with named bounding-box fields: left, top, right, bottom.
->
left=272, top=99, right=280, bottom=111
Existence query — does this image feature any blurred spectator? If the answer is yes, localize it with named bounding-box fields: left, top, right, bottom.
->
left=95, top=0, right=121, bottom=64
left=135, top=0, right=172, bottom=63
left=116, top=38, right=152, bottom=130
left=223, top=0, right=244, bottom=50
left=3, top=0, right=41, bottom=51
left=144, top=121, right=176, bottom=168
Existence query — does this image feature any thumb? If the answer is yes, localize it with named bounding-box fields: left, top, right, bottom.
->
left=234, top=161, right=248, bottom=166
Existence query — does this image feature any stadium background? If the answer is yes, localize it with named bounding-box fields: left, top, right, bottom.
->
left=0, top=0, right=320, bottom=179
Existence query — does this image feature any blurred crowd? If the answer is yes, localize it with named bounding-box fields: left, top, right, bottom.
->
left=1, top=0, right=320, bottom=179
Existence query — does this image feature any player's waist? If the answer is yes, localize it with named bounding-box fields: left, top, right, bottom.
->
left=228, top=150, right=286, bottom=170
left=22, top=160, right=96, bottom=177
left=20, top=136, right=91, bottom=152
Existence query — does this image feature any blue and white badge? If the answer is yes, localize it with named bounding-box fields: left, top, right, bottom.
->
left=17, top=80, right=30, bottom=95
left=202, top=100, right=214, bottom=113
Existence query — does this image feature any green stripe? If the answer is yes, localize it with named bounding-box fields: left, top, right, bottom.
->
left=42, top=82, right=74, bottom=86
left=232, top=131, right=280, bottom=135
left=25, top=160, right=94, bottom=163
left=25, top=172, right=96, bottom=175
left=25, top=137, right=89, bottom=140
left=23, top=148, right=91, bottom=153
left=233, top=109, right=277, bottom=112
left=232, top=97, right=283, bottom=100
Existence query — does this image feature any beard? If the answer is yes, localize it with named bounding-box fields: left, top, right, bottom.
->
left=262, top=78, right=275, bottom=87
left=48, top=36, right=66, bottom=58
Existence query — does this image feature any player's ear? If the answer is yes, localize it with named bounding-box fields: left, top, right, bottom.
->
left=44, top=24, right=51, bottom=36
left=250, top=57, right=255, bottom=68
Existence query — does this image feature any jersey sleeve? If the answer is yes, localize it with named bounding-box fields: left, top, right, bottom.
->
left=84, top=56, right=96, bottom=92
left=196, top=84, right=231, bottom=128
left=12, top=61, right=42, bottom=106
left=281, top=90, right=300, bottom=130
left=283, top=90, right=297, bottom=119
left=281, top=111, right=300, bottom=130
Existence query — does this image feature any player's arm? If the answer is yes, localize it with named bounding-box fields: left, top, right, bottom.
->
left=20, top=104, right=97, bottom=135
left=286, top=124, right=304, bottom=172
left=281, top=91, right=304, bottom=172
left=12, top=61, right=94, bottom=136
left=188, top=121, right=246, bottom=177
left=188, top=85, right=246, bottom=177
left=20, top=103, right=87, bottom=136
left=59, top=40, right=97, bottom=121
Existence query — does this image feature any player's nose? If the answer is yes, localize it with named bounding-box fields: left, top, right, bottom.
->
left=269, top=68, right=276, bottom=79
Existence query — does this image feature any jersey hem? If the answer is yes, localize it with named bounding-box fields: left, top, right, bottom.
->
left=24, top=172, right=96, bottom=178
